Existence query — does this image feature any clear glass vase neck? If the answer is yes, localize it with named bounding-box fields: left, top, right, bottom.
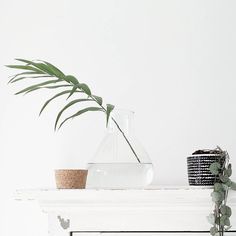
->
left=108, top=109, right=135, bottom=136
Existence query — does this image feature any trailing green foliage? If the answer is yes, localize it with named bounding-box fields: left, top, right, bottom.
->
left=6, top=59, right=140, bottom=163
left=207, top=147, right=236, bottom=236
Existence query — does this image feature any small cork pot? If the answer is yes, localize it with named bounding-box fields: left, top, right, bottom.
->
left=55, top=169, right=88, bottom=189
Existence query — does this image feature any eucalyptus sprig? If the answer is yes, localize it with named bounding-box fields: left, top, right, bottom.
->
left=6, top=59, right=140, bottom=163
left=207, top=147, right=236, bottom=236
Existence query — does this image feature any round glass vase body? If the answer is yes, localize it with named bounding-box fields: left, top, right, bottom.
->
left=86, top=109, right=154, bottom=189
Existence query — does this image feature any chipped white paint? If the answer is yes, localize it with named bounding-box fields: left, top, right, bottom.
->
left=15, top=187, right=236, bottom=235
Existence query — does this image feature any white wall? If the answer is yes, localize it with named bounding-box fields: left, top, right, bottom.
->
left=1, top=0, right=236, bottom=235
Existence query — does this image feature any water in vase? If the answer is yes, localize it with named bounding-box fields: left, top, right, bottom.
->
left=86, top=109, right=154, bottom=189
left=86, top=163, right=154, bottom=189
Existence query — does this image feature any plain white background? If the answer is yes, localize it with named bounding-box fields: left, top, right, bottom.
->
left=1, top=0, right=236, bottom=235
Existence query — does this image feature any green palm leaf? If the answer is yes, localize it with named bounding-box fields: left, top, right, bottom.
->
left=6, top=59, right=141, bottom=162
left=93, top=95, right=103, bottom=106
left=10, top=75, right=53, bottom=83
left=8, top=71, right=44, bottom=83
left=39, top=60, right=65, bottom=79
left=39, top=90, right=82, bottom=115
left=54, top=99, right=93, bottom=130
left=15, top=59, right=54, bottom=76
left=65, top=75, right=79, bottom=85
left=42, top=85, right=72, bottom=89
left=6, top=65, right=43, bottom=73
left=14, top=59, right=33, bottom=65
left=16, top=59, right=66, bottom=80
left=15, top=79, right=62, bottom=95
left=67, top=84, right=80, bottom=99
left=79, top=83, right=91, bottom=95
left=106, top=104, right=114, bottom=126
left=58, top=107, right=103, bottom=129
left=24, top=84, right=72, bottom=94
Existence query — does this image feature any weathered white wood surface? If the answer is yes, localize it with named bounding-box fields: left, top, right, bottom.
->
left=15, top=187, right=236, bottom=235
left=73, top=234, right=235, bottom=236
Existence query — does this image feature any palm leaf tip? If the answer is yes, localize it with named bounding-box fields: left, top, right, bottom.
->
left=15, top=58, right=32, bottom=64
left=93, top=95, right=103, bottom=106
left=106, top=104, right=115, bottom=127
left=5, top=64, right=44, bottom=74
left=66, top=84, right=79, bottom=100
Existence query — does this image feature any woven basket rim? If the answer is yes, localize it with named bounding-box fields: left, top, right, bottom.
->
left=188, top=154, right=223, bottom=158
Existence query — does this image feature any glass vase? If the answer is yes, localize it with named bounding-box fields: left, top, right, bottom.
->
left=86, top=109, right=154, bottom=189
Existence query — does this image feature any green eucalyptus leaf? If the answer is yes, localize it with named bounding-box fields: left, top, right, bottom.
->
left=214, top=183, right=224, bottom=192
left=65, top=75, right=79, bottom=85
left=106, top=104, right=114, bottom=127
left=225, top=180, right=232, bottom=187
left=215, top=216, right=220, bottom=225
left=211, top=191, right=224, bottom=203
left=220, top=216, right=226, bottom=226
left=225, top=164, right=232, bottom=177
left=220, top=215, right=230, bottom=226
left=222, top=183, right=229, bottom=191
left=207, top=214, right=215, bottom=225
left=220, top=205, right=232, bottom=217
left=79, top=83, right=91, bottom=95
left=210, top=226, right=218, bottom=236
left=15, top=79, right=61, bottom=95
left=225, top=225, right=232, bottom=231
left=54, top=99, right=92, bottom=130
left=58, top=107, right=103, bottom=129
left=220, top=174, right=230, bottom=183
left=209, top=162, right=221, bottom=175
left=230, top=181, right=236, bottom=190
left=225, top=218, right=230, bottom=226
left=226, top=169, right=232, bottom=177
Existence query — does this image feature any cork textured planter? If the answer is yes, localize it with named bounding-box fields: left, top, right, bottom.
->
left=55, top=169, right=88, bottom=189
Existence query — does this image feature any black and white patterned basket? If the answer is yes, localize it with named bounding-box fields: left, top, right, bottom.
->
left=187, top=154, right=224, bottom=186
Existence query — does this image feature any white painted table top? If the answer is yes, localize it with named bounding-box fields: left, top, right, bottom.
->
left=15, top=186, right=214, bottom=201
left=13, top=186, right=236, bottom=233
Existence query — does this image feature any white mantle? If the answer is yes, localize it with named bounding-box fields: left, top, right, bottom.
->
left=15, top=187, right=236, bottom=235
